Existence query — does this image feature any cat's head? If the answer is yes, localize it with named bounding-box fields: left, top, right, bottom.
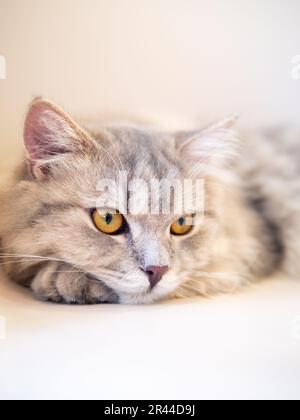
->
left=22, top=99, right=238, bottom=303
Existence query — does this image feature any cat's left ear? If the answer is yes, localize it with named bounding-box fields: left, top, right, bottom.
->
left=24, top=99, right=96, bottom=180
left=176, top=115, right=239, bottom=175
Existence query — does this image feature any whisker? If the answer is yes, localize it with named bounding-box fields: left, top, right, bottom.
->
left=0, top=253, right=125, bottom=284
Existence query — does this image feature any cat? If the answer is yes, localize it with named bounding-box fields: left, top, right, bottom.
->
left=0, top=98, right=298, bottom=304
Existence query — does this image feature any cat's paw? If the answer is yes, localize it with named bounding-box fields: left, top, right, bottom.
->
left=31, top=262, right=118, bottom=304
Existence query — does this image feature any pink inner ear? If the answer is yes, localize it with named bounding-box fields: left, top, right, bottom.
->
left=23, top=100, right=77, bottom=180
left=24, top=101, right=69, bottom=162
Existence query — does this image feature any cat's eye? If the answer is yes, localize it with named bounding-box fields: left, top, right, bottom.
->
left=170, top=216, right=194, bottom=236
left=91, top=209, right=126, bottom=235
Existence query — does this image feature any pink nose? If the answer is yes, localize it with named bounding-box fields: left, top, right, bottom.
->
left=144, top=266, right=169, bottom=289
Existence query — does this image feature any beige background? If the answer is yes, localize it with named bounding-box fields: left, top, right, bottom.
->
left=1, top=0, right=300, bottom=167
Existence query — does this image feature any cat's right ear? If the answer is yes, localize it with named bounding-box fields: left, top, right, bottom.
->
left=24, top=99, right=95, bottom=180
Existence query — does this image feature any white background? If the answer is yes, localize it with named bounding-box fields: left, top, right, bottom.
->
left=1, top=0, right=300, bottom=400
left=1, top=0, right=300, bottom=161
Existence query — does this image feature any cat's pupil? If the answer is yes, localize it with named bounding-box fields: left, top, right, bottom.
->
left=105, top=213, right=113, bottom=225
left=178, top=217, right=185, bottom=226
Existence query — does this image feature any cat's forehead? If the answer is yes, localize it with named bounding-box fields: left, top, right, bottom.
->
left=94, top=125, right=183, bottom=180
left=55, top=125, right=187, bottom=212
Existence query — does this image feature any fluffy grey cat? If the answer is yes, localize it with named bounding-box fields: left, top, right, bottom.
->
left=0, top=99, right=297, bottom=304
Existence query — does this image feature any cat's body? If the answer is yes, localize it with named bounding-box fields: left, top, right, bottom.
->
left=0, top=100, right=298, bottom=304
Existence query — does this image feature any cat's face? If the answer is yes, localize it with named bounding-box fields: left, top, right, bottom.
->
left=21, top=100, right=237, bottom=303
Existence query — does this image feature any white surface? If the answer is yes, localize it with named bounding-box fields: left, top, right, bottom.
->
left=0, top=270, right=300, bottom=400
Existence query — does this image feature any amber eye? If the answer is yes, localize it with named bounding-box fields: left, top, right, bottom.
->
left=91, top=209, right=126, bottom=235
left=170, top=216, right=194, bottom=236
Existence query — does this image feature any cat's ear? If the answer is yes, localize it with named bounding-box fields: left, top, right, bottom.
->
left=176, top=115, right=239, bottom=176
left=24, top=99, right=95, bottom=180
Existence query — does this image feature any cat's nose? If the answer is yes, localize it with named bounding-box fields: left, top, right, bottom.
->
left=144, top=266, right=169, bottom=289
